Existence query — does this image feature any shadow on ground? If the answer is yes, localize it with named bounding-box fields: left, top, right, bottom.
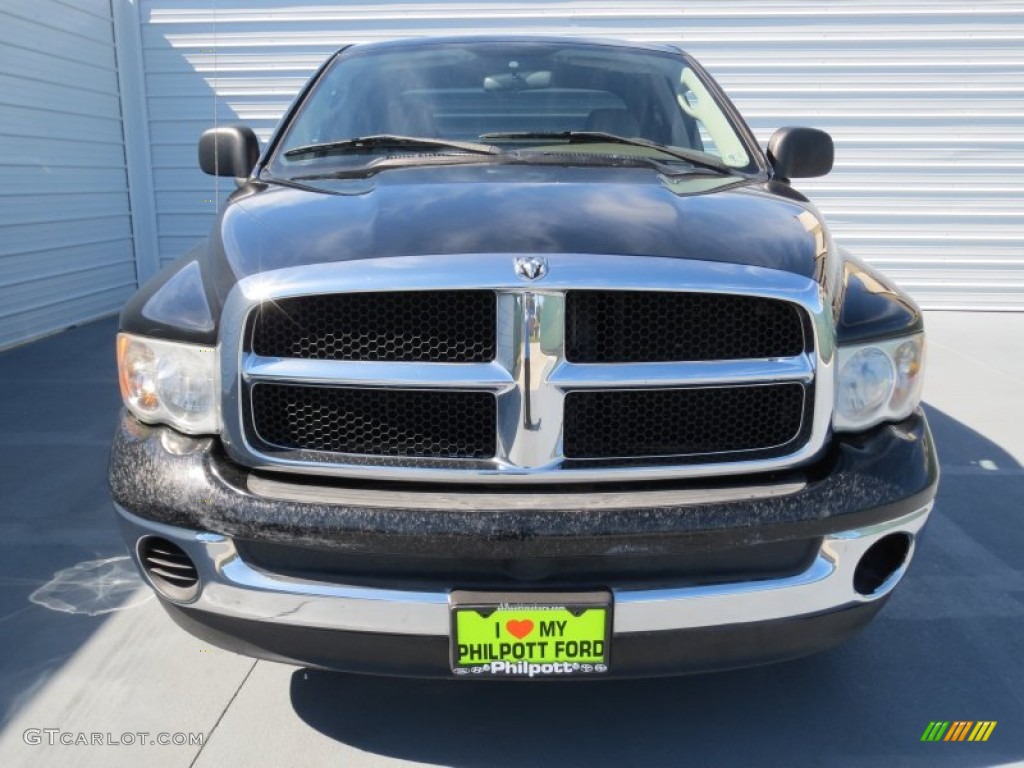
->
left=289, top=403, right=1024, bottom=767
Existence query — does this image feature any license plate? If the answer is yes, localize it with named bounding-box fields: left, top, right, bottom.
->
left=449, top=590, right=611, bottom=678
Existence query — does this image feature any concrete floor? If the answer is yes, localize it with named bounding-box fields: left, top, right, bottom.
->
left=0, top=312, right=1021, bottom=767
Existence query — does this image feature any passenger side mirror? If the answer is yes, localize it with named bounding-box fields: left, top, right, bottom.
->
left=767, top=127, right=834, bottom=181
left=198, top=126, right=259, bottom=178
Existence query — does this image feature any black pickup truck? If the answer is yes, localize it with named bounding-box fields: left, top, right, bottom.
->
left=110, top=36, right=937, bottom=679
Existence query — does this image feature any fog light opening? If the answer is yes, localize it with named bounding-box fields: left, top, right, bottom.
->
left=137, top=536, right=200, bottom=603
left=853, top=533, right=912, bottom=597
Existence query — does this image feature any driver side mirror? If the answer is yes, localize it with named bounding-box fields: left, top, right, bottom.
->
left=198, top=126, right=259, bottom=178
left=767, top=127, right=834, bottom=181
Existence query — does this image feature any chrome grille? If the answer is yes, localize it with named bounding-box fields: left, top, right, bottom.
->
left=223, top=254, right=831, bottom=484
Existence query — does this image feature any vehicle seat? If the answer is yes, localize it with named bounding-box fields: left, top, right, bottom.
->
left=585, top=108, right=640, bottom=137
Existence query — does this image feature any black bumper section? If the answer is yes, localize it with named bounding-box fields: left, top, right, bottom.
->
left=165, top=598, right=886, bottom=679
left=110, top=410, right=938, bottom=560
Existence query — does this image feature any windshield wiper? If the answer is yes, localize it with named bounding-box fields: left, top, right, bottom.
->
left=284, top=134, right=501, bottom=159
left=281, top=153, right=501, bottom=182
left=479, top=131, right=735, bottom=174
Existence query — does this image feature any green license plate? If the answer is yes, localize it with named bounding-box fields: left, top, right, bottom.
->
left=449, top=590, right=611, bottom=678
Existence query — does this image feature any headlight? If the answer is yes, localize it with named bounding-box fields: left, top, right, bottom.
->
left=117, top=333, right=220, bottom=434
left=834, top=333, right=925, bottom=432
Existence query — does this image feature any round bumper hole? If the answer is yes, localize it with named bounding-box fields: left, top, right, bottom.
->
left=137, top=536, right=200, bottom=603
left=853, top=533, right=912, bottom=597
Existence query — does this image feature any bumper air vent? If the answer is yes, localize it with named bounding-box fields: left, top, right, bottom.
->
left=138, top=537, right=200, bottom=603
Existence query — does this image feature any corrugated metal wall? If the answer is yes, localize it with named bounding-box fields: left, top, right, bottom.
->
left=139, top=1, right=1024, bottom=310
left=0, top=0, right=137, bottom=350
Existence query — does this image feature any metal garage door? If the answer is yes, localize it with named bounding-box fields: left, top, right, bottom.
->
left=135, top=0, right=1024, bottom=310
left=0, top=0, right=138, bottom=350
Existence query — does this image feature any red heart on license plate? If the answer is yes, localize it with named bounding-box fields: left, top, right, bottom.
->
left=506, top=619, right=534, bottom=639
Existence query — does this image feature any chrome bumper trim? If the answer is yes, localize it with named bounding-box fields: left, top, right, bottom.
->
left=118, top=503, right=930, bottom=636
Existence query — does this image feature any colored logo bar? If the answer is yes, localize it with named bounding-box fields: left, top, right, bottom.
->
left=921, top=721, right=997, bottom=742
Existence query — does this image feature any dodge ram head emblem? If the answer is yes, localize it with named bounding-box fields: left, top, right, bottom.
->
left=514, top=255, right=548, bottom=281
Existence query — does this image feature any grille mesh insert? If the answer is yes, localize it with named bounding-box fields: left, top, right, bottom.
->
left=251, top=384, right=496, bottom=459
left=563, top=384, right=807, bottom=459
left=250, top=291, right=496, bottom=363
left=565, top=291, right=805, bottom=363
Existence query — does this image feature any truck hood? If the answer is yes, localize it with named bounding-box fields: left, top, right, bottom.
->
left=214, top=164, right=825, bottom=283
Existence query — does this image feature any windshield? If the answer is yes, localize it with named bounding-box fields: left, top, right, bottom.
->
left=269, top=41, right=759, bottom=177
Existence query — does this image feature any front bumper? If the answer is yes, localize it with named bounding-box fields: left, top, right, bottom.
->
left=111, top=409, right=938, bottom=676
